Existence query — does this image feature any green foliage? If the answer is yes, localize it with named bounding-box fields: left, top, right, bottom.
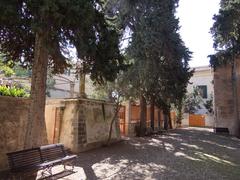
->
left=0, top=54, right=31, bottom=77
left=184, top=87, right=203, bottom=114
left=0, top=85, right=29, bottom=98
left=209, top=0, right=240, bottom=68
left=204, top=95, right=214, bottom=114
left=92, top=74, right=128, bottom=102
left=0, top=57, right=15, bottom=77
left=0, top=0, right=126, bottom=84
left=0, top=65, right=14, bottom=77
left=13, top=66, right=31, bottom=77
left=175, top=99, right=183, bottom=125
left=106, top=0, right=192, bottom=110
left=46, top=71, right=56, bottom=97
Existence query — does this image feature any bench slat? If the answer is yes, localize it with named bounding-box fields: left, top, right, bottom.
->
left=7, top=148, right=42, bottom=171
left=41, top=144, right=66, bottom=162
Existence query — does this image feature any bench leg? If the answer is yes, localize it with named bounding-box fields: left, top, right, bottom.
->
left=40, top=166, right=53, bottom=179
left=63, top=159, right=76, bottom=172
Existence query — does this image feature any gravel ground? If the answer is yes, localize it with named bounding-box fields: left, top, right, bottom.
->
left=2, top=127, right=240, bottom=180
left=60, top=127, right=240, bottom=180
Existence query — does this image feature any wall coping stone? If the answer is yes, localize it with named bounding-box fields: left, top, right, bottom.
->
left=46, top=98, right=115, bottom=106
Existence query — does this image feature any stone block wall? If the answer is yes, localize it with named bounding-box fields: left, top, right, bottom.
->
left=46, top=98, right=121, bottom=153
left=214, top=60, right=240, bottom=135
left=0, top=97, right=120, bottom=171
left=0, top=96, right=31, bottom=170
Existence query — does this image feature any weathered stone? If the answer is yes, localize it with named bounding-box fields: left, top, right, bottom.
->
left=214, top=59, right=240, bottom=136
left=0, top=96, right=31, bottom=170
left=0, top=98, right=121, bottom=171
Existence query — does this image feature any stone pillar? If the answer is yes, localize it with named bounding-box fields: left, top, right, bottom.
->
left=125, top=101, right=131, bottom=136
left=77, top=104, right=87, bottom=147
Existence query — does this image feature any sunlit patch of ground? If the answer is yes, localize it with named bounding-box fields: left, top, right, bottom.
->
left=38, top=127, right=240, bottom=180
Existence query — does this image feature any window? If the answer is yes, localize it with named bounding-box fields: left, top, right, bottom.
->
left=197, top=85, right=207, bottom=99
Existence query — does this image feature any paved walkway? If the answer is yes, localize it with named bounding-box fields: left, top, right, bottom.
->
left=46, top=128, right=240, bottom=179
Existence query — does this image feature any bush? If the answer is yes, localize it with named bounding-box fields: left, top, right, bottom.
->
left=0, top=65, right=14, bottom=77
left=0, top=85, right=29, bottom=97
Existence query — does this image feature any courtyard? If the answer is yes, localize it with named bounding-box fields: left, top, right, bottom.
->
left=48, top=127, right=240, bottom=180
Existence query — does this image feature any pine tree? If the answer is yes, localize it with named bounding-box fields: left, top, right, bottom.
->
left=209, top=0, right=240, bottom=136
left=0, top=0, right=125, bottom=147
left=106, top=0, right=192, bottom=134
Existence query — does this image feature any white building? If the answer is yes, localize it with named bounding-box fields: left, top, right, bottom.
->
left=182, top=65, right=214, bottom=127
left=187, top=65, right=214, bottom=114
left=48, top=70, right=95, bottom=99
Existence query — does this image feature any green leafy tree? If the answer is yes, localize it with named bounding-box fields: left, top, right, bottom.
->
left=0, top=63, right=14, bottom=77
left=13, top=66, right=31, bottom=77
left=0, top=1, right=125, bottom=147
left=0, top=55, right=15, bottom=77
left=184, top=87, right=203, bottom=114
left=204, top=94, right=213, bottom=114
left=209, top=0, right=240, bottom=136
left=106, top=0, right=192, bottom=134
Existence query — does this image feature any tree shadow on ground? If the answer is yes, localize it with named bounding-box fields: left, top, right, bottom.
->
left=76, top=128, right=240, bottom=180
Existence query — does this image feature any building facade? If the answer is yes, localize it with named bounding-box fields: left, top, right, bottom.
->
left=187, top=66, right=214, bottom=113
left=214, top=59, right=240, bottom=136
left=182, top=66, right=214, bottom=127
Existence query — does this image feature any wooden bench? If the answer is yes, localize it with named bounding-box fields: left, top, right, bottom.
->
left=7, top=143, right=77, bottom=179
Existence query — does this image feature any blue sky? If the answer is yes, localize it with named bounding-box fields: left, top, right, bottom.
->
left=177, top=0, right=220, bottom=67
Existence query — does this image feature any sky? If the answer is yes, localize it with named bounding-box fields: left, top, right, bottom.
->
left=177, top=0, right=220, bottom=67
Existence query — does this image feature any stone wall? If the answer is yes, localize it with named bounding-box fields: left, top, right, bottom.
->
left=214, top=60, right=240, bottom=136
left=0, top=96, right=31, bottom=170
left=0, top=97, right=120, bottom=171
left=205, top=115, right=214, bottom=127
left=45, top=98, right=121, bottom=153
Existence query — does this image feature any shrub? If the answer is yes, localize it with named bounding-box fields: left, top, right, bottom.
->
left=0, top=65, right=14, bottom=77
left=0, top=85, right=29, bottom=97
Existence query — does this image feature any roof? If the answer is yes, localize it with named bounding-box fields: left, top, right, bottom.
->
left=191, top=65, right=212, bottom=72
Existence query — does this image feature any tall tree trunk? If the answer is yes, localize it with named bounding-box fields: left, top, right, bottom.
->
left=140, top=95, right=147, bottom=136
left=106, top=98, right=121, bottom=145
left=163, top=110, right=168, bottom=130
left=150, top=96, right=155, bottom=131
left=232, top=60, right=240, bottom=137
left=176, top=99, right=183, bottom=127
left=168, top=108, right=173, bottom=129
left=24, top=32, right=48, bottom=148
left=158, top=109, right=161, bottom=130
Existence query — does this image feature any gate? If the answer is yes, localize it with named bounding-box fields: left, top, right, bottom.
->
left=189, top=114, right=205, bottom=127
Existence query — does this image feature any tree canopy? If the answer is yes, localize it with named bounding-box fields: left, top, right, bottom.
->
left=104, top=0, right=192, bottom=132
left=210, top=0, right=240, bottom=137
left=209, top=0, right=240, bottom=68
left=0, top=0, right=125, bottom=83
left=0, top=0, right=126, bottom=147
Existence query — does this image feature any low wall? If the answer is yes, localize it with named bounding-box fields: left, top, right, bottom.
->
left=205, top=115, right=214, bottom=127
left=45, top=98, right=121, bottom=153
left=182, top=113, right=189, bottom=127
left=0, top=97, right=120, bottom=171
left=0, top=96, right=31, bottom=170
